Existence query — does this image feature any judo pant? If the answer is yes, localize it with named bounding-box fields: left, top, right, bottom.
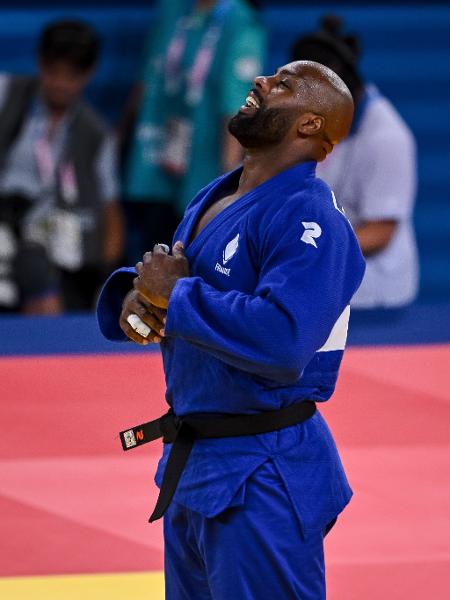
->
left=164, top=460, right=329, bottom=600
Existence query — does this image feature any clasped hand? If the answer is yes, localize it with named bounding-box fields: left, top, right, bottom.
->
left=119, top=241, right=190, bottom=345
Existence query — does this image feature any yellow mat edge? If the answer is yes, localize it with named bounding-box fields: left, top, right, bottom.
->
left=0, top=570, right=165, bottom=599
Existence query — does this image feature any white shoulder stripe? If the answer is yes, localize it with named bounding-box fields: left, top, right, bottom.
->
left=331, top=190, right=346, bottom=217
left=318, top=305, right=350, bottom=352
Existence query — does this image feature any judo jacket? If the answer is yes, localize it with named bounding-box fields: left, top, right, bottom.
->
left=97, top=160, right=365, bottom=534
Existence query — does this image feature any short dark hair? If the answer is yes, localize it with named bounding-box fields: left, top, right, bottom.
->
left=38, top=19, right=100, bottom=72
left=290, top=15, right=363, bottom=101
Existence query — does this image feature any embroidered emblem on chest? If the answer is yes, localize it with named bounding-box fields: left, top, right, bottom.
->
left=215, top=233, right=240, bottom=276
left=223, top=233, right=240, bottom=264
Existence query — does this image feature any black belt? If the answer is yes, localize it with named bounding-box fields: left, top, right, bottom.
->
left=119, top=400, right=316, bottom=522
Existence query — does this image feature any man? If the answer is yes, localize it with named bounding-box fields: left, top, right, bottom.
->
left=291, top=15, right=418, bottom=308
left=97, top=61, right=365, bottom=599
left=0, top=19, right=123, bottom=312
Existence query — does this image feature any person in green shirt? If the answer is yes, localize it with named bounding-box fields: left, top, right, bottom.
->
left=122, top=0, right=266, bottom=263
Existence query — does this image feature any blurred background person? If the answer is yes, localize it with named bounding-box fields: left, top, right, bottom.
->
left=0, top=195, right=60, bottom=314
left=291, top=15, right=419, bottom=309
left=0, top=19, right=123, bottom=313
left=121, top=0, right=266, bottom=264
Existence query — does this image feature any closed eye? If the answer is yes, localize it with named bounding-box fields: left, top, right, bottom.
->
left=277, top=79, right=290, bottom=89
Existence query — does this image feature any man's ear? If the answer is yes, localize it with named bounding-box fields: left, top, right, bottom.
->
left=297, top=113, right=325, bottom=137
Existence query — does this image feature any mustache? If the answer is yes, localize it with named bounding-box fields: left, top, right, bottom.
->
left=250, top=87, right=264, bottom=106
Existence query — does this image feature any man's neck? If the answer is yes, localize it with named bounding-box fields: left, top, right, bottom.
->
left=49, top=107, right=66, bottom=122
left=39, top=91, right=78, bottom=123
left=236, top=145, right=313, bottom=196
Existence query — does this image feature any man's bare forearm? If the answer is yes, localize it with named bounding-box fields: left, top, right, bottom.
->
left=355, top=219, right=397, bottom=256
left=103, top=201, right=125, bottom=265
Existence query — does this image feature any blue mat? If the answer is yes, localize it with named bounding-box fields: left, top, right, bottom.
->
left=1, top=303, right=449, bottom=357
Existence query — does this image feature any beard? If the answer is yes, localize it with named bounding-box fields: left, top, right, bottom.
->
left=228, top=105, right=294, bottom=148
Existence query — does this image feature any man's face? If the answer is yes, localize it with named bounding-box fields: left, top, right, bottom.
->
left=39, top=60, right=91, bottom=112
left=228, top=63, right=304, bottom=148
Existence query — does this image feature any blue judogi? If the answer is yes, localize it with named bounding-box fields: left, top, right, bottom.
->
left=97, top=161, right=365, bottom=598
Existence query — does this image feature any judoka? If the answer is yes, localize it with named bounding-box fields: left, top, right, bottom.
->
left=97, top=60, right=365, bottom=599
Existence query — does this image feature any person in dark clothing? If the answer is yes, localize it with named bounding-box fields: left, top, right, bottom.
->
left=0, top=19, right=123, bottom=313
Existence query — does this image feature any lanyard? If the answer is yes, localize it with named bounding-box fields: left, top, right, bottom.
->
left=164, top=0, right=231, bottom=106
left=33, top=118, right=78, bottom=204
left=34, top=135, right=55, bottom=188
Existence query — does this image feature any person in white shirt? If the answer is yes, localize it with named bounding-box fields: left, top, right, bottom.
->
left=291, top=15, right=419, bottom=308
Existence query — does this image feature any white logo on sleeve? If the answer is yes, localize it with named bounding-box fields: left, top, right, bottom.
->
left=215, top=233, right=240, bottom=276
left=301, top=222, right=322, bottom=248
